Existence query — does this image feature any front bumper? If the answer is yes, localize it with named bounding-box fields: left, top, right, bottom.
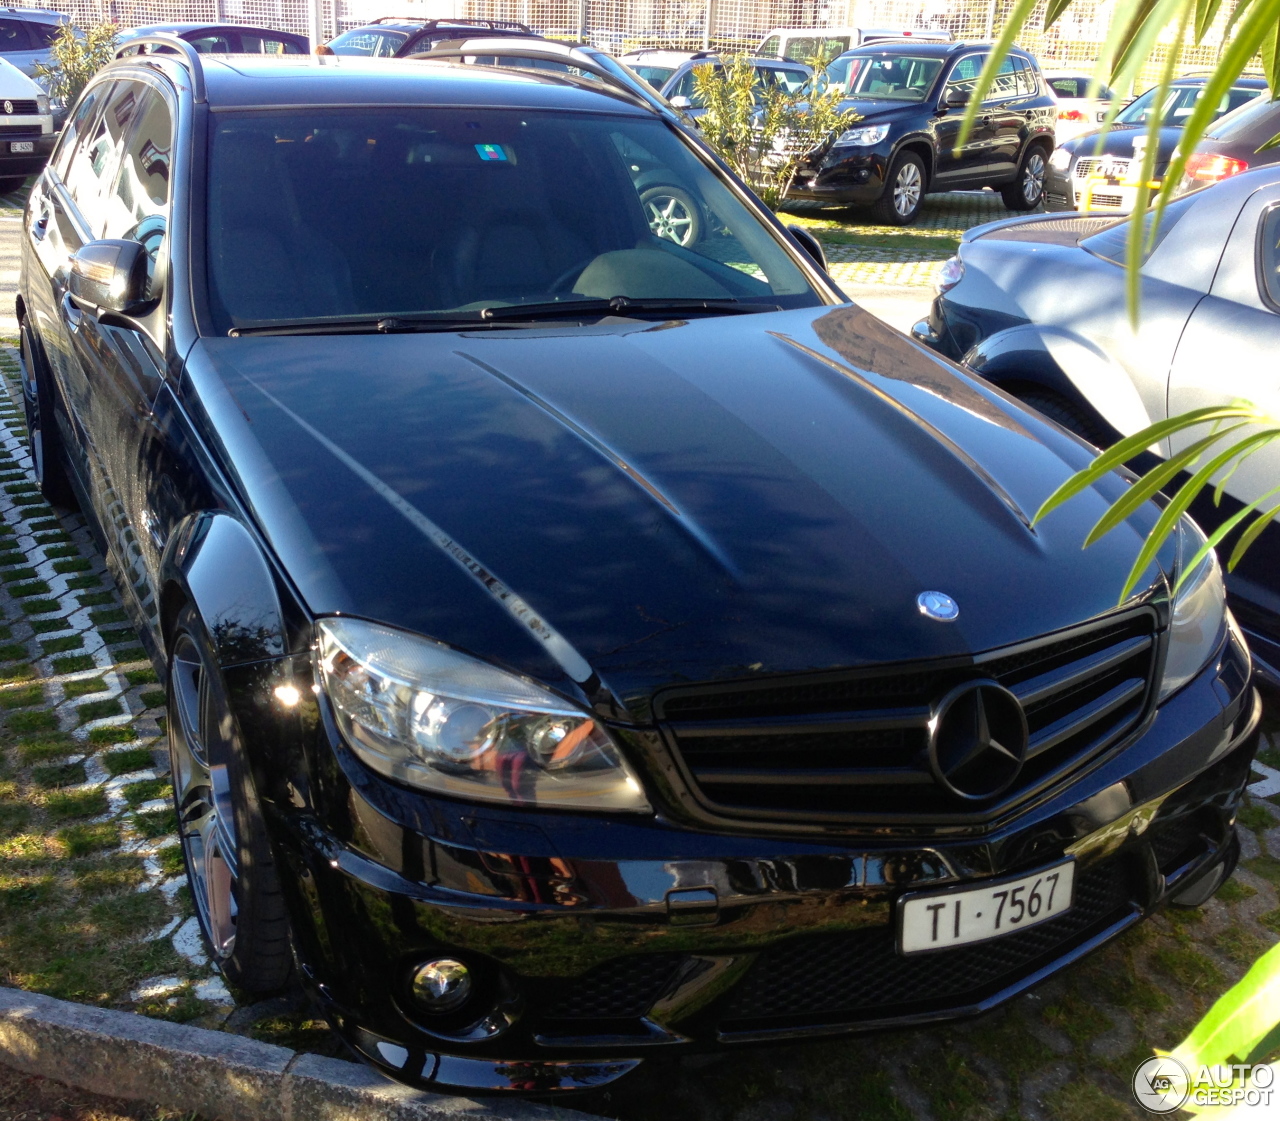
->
left=786, top=143, right=892, bottom=207
left=243, top=627, right=1259, bottom=1093
left=0, top=132, right=54, bottom=178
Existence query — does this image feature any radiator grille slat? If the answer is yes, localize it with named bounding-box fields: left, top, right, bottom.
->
left=657, top=610, right=1158, bottom=824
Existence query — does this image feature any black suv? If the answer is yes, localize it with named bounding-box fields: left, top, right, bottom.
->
left=320, top=16, right=535, bottom=58
left=791, top=41, right=1057, bottom=223
left=18, top=38, right=1259, bottom=1095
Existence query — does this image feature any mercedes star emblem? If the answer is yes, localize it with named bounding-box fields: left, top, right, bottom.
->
left=917, top=590, right=959, bottom=621
left=928, top=680, right=1028, bottom=801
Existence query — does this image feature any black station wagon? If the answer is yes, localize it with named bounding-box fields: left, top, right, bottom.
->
left=17, top=38, right=1260, bottom=1093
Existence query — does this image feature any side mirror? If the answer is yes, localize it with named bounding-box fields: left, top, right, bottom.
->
left=943, top=87, right=970, bottom=109
left=68, top=239, right=150, bottom=315
left=788, top=224, right=827, bottom=272
left=669, top=94, right=693, bottom=110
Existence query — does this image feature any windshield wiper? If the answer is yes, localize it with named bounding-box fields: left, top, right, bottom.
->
left=478, top=296, right=776, bottom=321
left=229, top=314, right=483, bottom=337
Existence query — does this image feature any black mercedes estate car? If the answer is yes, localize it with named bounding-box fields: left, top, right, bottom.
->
left=18, top=39, right=1260, bottom=1094
left=789, top=41, right=1057, bottom=223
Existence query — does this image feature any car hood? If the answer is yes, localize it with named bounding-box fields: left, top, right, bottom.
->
left=836, top=96, right=925, bottom=120
left=1063, top=122, right=1182, bottom=169
left=188, top=305, right=1163, bottom=719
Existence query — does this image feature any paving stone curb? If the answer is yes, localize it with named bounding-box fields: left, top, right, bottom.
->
left=0, top=986, right=586, bottom=1121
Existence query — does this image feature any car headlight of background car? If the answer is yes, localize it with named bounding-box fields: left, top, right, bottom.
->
left=316, top=618, right=651, bottom=811
left=1049, top=146, right=1072, bottom=172
left=36, top=93, right=49, bottom=115
left=1159, top=518, right=1228, bottom=701
left=835, top=123, right=890, bottom=146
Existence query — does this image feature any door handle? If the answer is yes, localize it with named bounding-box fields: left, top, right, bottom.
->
left=30, top=213, right=48, bottom=241
left=60, top=290, right=83, bottom=332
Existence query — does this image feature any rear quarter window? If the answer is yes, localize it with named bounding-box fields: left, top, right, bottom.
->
left=1261, top=205, right=1280, bottom=310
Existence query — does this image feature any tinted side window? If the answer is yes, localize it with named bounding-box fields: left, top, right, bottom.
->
left=1261, top=206, right=1280, bottom=310
left=188, top=34, right=234, bottom=53
left=1013, top=57, right=1038, bottom=96
left=52, top=82, right=111, bottom=180
left=986, top=56, right=1019, bottom=101
left=241, top=33, right=302, bottom=54
left=0, top=19, right=31, bottom=51
left=1050, top=77, right=1081, bottom=97
left=28, top=21, right=63, bottom=48
left=946, top=54, right=986, bottom=98
left=102, top=86, right=171, bottom=264
left=759, top=35, right=780, bottom=58
left=63, top=81, right=144, bottom=236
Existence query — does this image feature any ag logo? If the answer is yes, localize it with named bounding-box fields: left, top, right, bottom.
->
left=1132, top=1056, right=1190, bottom=1113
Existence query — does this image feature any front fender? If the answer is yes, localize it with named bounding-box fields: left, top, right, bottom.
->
left=963, top=324, right=1154, bottom=439
left=159, top=512, right=290, bottom=670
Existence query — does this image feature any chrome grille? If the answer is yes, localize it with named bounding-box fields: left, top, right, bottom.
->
left=656, top=609, right=1159, bottom=825
left=1074, top=156, right=1130, bottom=180
left=1088, top=193, right=1125, bottom=209
left=0, top=126, right=41, bottom=138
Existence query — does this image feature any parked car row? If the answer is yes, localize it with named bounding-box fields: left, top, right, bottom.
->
left=17, top=36, right=1262, bottom=1098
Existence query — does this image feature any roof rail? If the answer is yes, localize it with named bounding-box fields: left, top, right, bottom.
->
left=114, top=33, right=207, bottom=103
left=369, top=16, right=530, bottom=31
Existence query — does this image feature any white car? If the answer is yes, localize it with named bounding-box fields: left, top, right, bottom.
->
left=618, top=49, right=711, bottom=91
left=756, top=26, right=950, bottom=64
left=1043, top=69, right=1118, bottom=141
left=0, top=54, right=52, bottom=193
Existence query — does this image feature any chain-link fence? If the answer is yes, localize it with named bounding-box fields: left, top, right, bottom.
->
left=4, top=0, right=1247, bottom=94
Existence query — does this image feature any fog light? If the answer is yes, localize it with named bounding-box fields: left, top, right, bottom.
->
left=410, top=958, right=472, bottom=1013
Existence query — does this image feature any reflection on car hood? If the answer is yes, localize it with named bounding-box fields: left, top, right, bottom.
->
left=1063, top=122, right=1183, bottom=166
left=835, top=96, right=925, bottom=119
left=189, top=305, right=1162, bottom=717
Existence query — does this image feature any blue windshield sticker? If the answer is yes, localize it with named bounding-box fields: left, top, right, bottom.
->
left=475, top=144, right=508, bottom=161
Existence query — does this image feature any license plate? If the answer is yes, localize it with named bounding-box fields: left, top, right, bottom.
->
left=9, top=141, right=32, bottom=153
left=897, top=859, right=1075, bottom=954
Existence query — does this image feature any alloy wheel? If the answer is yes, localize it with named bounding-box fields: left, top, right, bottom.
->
left=646, top=195, right=696, bottom=245
left=169, top=632, right=239, bottom=960
left=1022, top=152, right=1046, bottom=204
left=893, top=162, right=923, bottom=218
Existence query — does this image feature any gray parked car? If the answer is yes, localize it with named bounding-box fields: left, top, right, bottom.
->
left=911, top=167, right=1280, bottom=687
left=0, top=6, right=69, bottom=76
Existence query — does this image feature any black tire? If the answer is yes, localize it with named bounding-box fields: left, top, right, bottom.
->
left=19, top=322, right=76, bottom=508
left=1001, top=146, right=1048, bottom=211
left=167, top=602, right=293, bottom=992
left=871, top=150, right=927, bottom=226
left=0, top=176, right=26, bottom=196
left=641, top=185, right=703, bottom=246
left=1017, top=389, right=1112, bottom=448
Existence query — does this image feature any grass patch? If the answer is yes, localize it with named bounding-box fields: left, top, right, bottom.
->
left=76, top=697, right=122, bottom=723
left=15, top=734, right=75, bottom=765
left=0, top=643, right=27, bottom=661
left=52, top=558, right=91, bottom=575
left=51, top=653, right=94, bottom=674
left=1054, top=1080, right=1136, bottom=1121
left=1151, top=945, right=1226, bottom=992
left=26, top=519, right=61, bottom=534
left=0, top=567, right=37, bottom=583
left=32, top=531, right=69, bottom=545
left=29, top=617, right=70, bottom=635
left=103, top=746, right=154, bottom=776
left=116, top=646, right=148, bottom=664
left=41, top=544, right=79, bottom=559
left=40, top=636, right=83, bottom=656
left=56, top=821, right=119, bottom=856
left=0, top=662, right=34, bottom=683
left=140, top=689, right=166, bottom=710
left=1238, top=803, right=1275, bottom=832
left=0, top=801, right=30, bottom=837
left=88, top=725, right=135, bottom=745
left=7, top=709, right=56, bottom=733
left=1218, top=877, right=1258, bottom=903
left=30, top=761, right=85, bottom=788
left=99, top=627, right=137, bottom=646
left=76, top=591, right=115, bottom=608
left=122, top=777, right=167, bottom=808
left=9, top=580, right=50, bottom=597
left=0, top=550, right=24, bottom=566
left=1243, top=856, right=1280, bottom=888
left=133, top=808, right=176, bottom=839
left=64, top=574, right=101, bottom=590
left=1218, top=924, right=1270, bottom=966
left=19, top=598, right=59, bottom=614
left=72, top=854, right=144, bottom=893
left=1261, top=909, right=1280, bottom=935
left=89, top=608, right=127, bottom=626
left=63, top=676, right=107, bottom=700
left=43, top=787, right=108, bottom=822
left=156, top=844, right=185, bottom=877
left=126, top=668, right=158, bottom=687
left=0, top=684, right=42, bottom=709
left=1257, top=743, right=1280, bottom=769
left=1044, top=988, right=1113, bottom=1046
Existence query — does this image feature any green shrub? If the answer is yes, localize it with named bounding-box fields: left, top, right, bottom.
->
left=33, top=22, right=119, bottom=108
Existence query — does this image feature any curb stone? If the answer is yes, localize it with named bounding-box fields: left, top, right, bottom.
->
left=0, top=987, right=586, bottom=1121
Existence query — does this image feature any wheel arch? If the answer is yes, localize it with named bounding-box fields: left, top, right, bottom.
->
left=158, top=512, right=290, bottom=675
left=895, top=138, right=935, bottom=186
left=962, top=323, right=1151, bottom=440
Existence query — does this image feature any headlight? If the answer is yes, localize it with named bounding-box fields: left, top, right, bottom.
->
left=935, top=255, right=964, bottom=294
left=835, top=123, right=890, bottom=146
left=1159, top=519, right=1227, bottom=701
left=1049, top=146, right=1072, bottom=171
left=316, top=618, right=651, bottom=812
left=36, top=94, right=49, bottom=116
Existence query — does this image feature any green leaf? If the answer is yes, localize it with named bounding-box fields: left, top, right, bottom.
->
left=1260, top=15, right=1280, bottom=95
left=1031, top=405, right=1266, bottom=525
left=1176, top=483, right=1280, bottom=591
left=1229, top=501, right=1280, bottom=571
left=956, top=0, right=1043, bottom=148
left=1043, top=0, right=1076, bottom=29
left=1194, top=0, right=1227, bottom=41
left=1257, top=129, right=1280, bottom=153
left=1169, top=941, right=1280, bottom=1072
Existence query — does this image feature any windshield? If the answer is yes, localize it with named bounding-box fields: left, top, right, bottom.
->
left=631, top=64, right=675, bottom=89
left=326, top=28, right=410, bottom=56
left=829, top=54, right=943, bottom=100
left=205, top=108, right=823, bottom=333
left=1115, top=83, right=1261, bottom=127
